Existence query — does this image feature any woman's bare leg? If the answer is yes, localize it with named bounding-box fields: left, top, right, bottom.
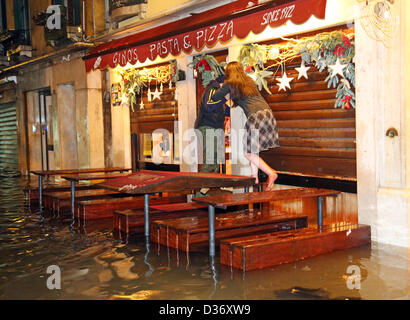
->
left=249, top=161, right=259, bottom=184
left=245, top=153, right=278, bottom=190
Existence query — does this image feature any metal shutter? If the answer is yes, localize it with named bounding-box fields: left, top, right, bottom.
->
left=0, top=103, right=18, bottom=172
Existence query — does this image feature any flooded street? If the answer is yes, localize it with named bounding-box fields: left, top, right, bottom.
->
left=0, top=176, right=409, bottom=300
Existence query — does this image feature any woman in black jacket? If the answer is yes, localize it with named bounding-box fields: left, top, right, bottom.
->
left=211, top=61, right=279, bottom=190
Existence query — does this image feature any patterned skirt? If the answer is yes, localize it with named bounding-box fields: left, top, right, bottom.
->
left=243, top=108, right=280, bottom=153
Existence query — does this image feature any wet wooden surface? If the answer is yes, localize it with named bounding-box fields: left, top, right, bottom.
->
left=61, top=172, right=132, bottom=182
left=193, top=188, right=340, bottom=208
left=97, top=170, right=255, bottom=194
left=150, top=209, right=308, bottom=252
left=220, top=223, right=371, bottom=271
left=30, top=167, right=131, bottom=176
left=150, top=202, right=207, bottom=212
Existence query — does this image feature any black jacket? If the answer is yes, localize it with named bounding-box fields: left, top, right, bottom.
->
left=194, top=80, right=229, bottom=129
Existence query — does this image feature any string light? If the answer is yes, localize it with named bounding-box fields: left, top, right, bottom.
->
left=357, top=0, right=397, bottom=47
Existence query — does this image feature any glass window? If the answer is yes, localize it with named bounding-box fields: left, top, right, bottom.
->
left=13, top=0, right=31, bottom=45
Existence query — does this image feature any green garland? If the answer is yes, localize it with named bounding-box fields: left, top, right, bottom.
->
left=188, top=54, right=226, bottom=87
left=298, top=31, right=355, bottom=108
left=120, top=60, right=179, bottom=111
left=121, top=69, right=146, bottom=111
left=238, top=44, right=273, bottom=94
left=239, top=30, right=356, bottom=109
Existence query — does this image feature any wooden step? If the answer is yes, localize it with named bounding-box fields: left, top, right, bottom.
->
left=114, top=204, right=209, bottom=234
left=150, top=210, right=308, bottom=253
left=76, top=194, right=187, bottom=222
left=149, top=202, right=207, bottom=212
left=220, top=223, right=371, bottom=271
left=43, top=188, right=124, bottom=214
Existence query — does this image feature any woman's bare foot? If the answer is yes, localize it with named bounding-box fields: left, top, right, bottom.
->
left=254, top=176, right=259, bottom=185
left=265, top=172, right=278, bottom=191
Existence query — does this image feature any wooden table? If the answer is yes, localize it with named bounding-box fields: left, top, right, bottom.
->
left=96, top=170, right=255, bottom=255
left=61, top=172, right=132, bottom=218
left=193, top=188, right=340, bottom=257
left=31, top=167, right=131, bottom=210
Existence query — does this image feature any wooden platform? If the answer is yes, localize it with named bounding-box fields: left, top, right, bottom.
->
left=114, top=202, right=209, bottom=234
left=76, top=194, right=187, bottom=222
left=220, top=223, right=371, bottom=271
left=150, top=209, right=308, bottom=252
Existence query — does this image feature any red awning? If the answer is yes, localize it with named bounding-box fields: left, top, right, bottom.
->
left=84, top=0, right=327, bottom=72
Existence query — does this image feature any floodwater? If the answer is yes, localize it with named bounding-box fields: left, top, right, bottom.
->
left=0, top=176, right=409, bottom=300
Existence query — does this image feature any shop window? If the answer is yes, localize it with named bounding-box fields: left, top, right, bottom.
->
left=124, top=61, right=179, bottom=169
left=138, top=133, right=179, bottom=165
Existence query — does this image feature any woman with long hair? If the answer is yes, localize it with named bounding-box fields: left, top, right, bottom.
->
left=211, top=61, right=280, bottom=190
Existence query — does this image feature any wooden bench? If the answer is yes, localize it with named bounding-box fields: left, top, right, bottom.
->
left=114, top=202, right=209, bottom=234
left=192, top=187, right=341, bottom=257
left=30, top=167, right=131, bottom=210
left=24, top=183, right=97, bottom=205
left=220, top=223, right=371, bottom=271
left=76, top=194, right=188, bottom=222
left=150, top=209, right=308, bottom=253
left=43, top=189, right=126, bottom=215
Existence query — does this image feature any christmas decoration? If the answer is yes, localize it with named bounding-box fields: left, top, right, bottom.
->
left=358, top=0, right=398, bottom=48
left=139, top=89, right=145, bottom=110
left=342, top=94, right=353, bottom=110
left=328, top=58, right=348, bottom=78
left=249, top=67, right=274, bottom=94
left=240, top=44, right=271, bottom=94
left=238, top=30, right=356, bottom=108
left=276, top=71, right=294, bottom=92
left=118, top=61, right=179, bottom=111
left=188, top=54, right=226, bottom=87
left=295, top=61, right=310, bottom=80
left=147, top=86, right=152, bottom=102
left=151, top=87, right=162, bottom=101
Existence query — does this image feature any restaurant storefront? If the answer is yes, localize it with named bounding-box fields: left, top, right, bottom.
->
left=83, top=0, right=410, bottom=248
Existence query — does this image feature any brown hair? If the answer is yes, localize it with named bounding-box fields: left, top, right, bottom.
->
left=224, top=61, right=259, bottom=98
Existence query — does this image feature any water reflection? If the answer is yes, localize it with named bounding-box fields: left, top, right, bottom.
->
left=0, top=177, right=409, bottom=300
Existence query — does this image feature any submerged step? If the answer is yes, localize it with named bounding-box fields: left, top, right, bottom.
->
left=220, top=223, right=371, bottom=271
left=76, top=195, right=187, bottom=222
left=150, top=209, right=308, bottom=253
left=114, top=204, right=209, bottom=234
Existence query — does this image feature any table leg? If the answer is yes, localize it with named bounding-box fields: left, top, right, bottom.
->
left=71, top=181, right=76, bottom=220
left=208, top=205, right=216, bottom=257
left=38, top=175, right=43, bottom=211
left=144, top=194, right=150, bottom=240
left=317, top=196, right=323, bottom=231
